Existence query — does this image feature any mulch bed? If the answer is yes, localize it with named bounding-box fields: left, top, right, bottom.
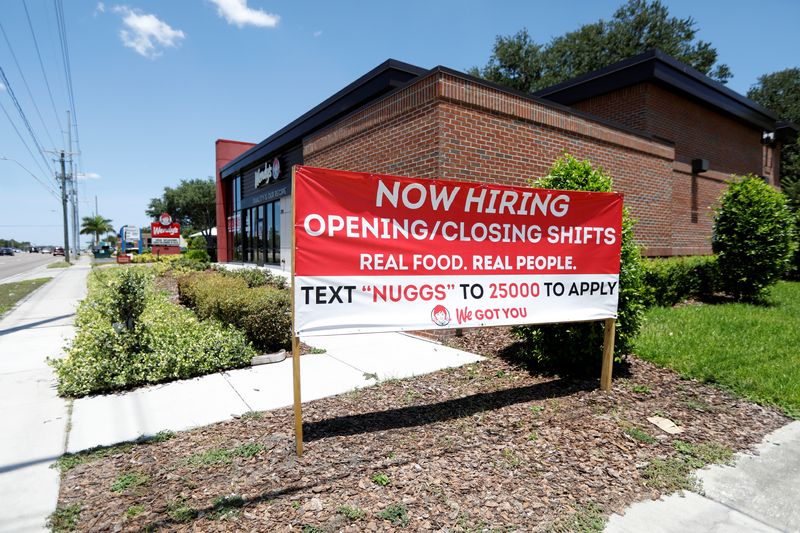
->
left=56, top=328, right=789, bottom=532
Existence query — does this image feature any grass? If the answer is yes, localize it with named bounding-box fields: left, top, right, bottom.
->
left=371, top=473, right=390, bottom=486
left=166, top=497, right=197, bottom=522
left=635, top=281, right=800, bottom=417
left=642, top=439, right=734, bottom=493
left=546, top=503, right=606, bottom=533
left=377, top=503, right=409, bottom=527
left=624, top=426, right=657, bottom=444
left=209, top=494, right=245, bottom=519
left=124, top=505, right=145, bottom=519
left=111, top=471, right=150, bottom=492
left=47, top=261, right=72, bottom=268
left=54, top=443, right=135, bottom=473
left=47, top=503, right=81, bottom=532
left=186, top=442, right=264, bottom=467
left=53, top=431, right=174, bottom=473
left=337, top=505, right=366, bottom=521
left=0, top=277, right=50, bottom=315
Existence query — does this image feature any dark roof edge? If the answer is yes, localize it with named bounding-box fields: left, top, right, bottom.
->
left=431, top=65, right=674, bottom=147
left=221, top=59, right=428, bottom=178
left=535, top=49, right=780, bottom=128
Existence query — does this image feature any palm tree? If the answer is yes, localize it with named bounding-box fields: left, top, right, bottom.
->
left=80, top=215, right=114, bottom=246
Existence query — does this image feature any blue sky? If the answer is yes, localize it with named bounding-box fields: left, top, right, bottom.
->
left=1, top=0, right=799, bottom=247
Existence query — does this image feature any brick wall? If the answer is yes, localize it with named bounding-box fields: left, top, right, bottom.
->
left=303, top=71, right=717, bottom=254
left=573, top=82, right=771, bottom=178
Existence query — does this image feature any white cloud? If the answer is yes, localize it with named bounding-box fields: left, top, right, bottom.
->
left=78, top=172, right=102, bottom=180
left=112, top=6, right=185, bottom=58
left=95, top=2, right=105, bottom=14
left=313, top=30, right=322, bottom=38
left=210, top=0, right=279, bottom=28
left=0, top=82, right=5, bottom=92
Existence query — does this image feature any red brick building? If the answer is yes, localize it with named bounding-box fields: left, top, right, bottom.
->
left=216, top=50, right=794, bottom=268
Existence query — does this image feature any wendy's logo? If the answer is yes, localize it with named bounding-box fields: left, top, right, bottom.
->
left=431, top=304, right=451, bottom=327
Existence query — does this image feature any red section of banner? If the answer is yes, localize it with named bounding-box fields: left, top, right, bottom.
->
left=294, top=166, right=623, bottom=277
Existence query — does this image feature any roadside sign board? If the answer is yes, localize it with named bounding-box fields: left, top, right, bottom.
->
left=293, top=165, right=623, bottom=337
left=151, top=213, right=181, bottom=254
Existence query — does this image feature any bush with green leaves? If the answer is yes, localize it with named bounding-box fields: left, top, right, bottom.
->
left=214, top=265, right=288, bottom=290
left=49, top=267, right=254, bottom=397
left=642, top=255, right=717, bottom=307
left=712, top=175, right=797, bottom=301
left=512, top=154, right=645, bottom=374
left=178, top=271, right=292, bottom=352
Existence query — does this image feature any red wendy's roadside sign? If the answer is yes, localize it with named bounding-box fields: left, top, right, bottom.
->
left=293, top=165, right=623, bottom=337
left=151, top=212, right=181, bottom=253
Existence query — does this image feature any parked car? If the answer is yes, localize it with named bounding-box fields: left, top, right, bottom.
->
left=0, top=247, right=14, bottom=256
left=52, top=247, right=65, bottom=256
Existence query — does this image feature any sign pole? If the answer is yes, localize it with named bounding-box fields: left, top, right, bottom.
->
left=600, top=318, right=616, bottom=391
left=291, top=166, right=303, bottom=456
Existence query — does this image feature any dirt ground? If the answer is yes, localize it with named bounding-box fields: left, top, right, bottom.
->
left=54, top=327, right=789, bottom=532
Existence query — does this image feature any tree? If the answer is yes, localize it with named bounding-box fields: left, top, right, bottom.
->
left=80, top=215, right=114, bottom=246
left=146, top=178, right=216, bottom=244
left=470, top=0, right=730, bottom=93
left=747, top=68, right=800, bottom=190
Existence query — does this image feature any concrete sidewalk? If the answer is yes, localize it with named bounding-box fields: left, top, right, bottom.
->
left=605, top=421, right=800, bottom=533
left=66, top=332, right=484, bottom=453
left=0, top=258, right=90, bottom=533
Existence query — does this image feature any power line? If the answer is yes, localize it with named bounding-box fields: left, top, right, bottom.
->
left=0, top=96, right=53, bottom=183
left=0, top=153, right=61, bottom=202
left=54, top=0, right=79, bottom=157
left=0, top=20, right=57, bottom=150
left=0, top=64, right=54, bottom=175
left=22, top=0, right=63, bottom=134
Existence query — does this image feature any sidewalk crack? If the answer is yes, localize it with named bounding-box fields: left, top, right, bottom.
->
left=220, top=372, right=253, bottom=412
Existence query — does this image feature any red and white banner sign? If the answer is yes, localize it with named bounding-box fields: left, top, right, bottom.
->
left=151, top=214, right=181, bottom=253
left=294, top=166, right=623, bottom=336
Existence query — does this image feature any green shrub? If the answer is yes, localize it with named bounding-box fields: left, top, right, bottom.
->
left=215, top=266, right=288, bottom=290
left=713, top=175, right=797, bottom=301
left=187, top=235, right=207, bottom=250
left=512, top=154, right=645, bottom=374
left=178, top=271, right=292, bottom=352
left=183, top=249, right=210, bottom=263
left=49, top=268, right=254, bottom=397
left=642, top=255, right=717, bottom=307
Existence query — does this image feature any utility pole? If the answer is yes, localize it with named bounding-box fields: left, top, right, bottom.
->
left=67, top=111, right=79, bottom=256
left=59, top=151, right=71, bottom=263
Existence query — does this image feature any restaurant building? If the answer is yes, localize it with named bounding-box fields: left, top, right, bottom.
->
left=215, top=50, right=795, bottom=269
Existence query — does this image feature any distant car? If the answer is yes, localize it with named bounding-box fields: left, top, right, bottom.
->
left=29, top=247, right=39, bottom=253
left=40, top=248, right=52, bottom=254
left=0, top=247, right=14, bottom=256
left=52, top=247, right=65, bottom=256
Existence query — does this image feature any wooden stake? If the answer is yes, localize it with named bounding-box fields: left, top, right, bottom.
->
left=600, top=318, right=616, bottom=392
left=290, top=166, right=303, bottom=456
left=292, top=334, right=303, bottom=456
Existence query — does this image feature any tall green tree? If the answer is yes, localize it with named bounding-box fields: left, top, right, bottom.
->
left=80, top=215, right=114, bottom=246
left=146, top=178, right=216, bottom=243
left=747, top=68, right=800, bottom=190
left=471, top=0, right=730, bottom=93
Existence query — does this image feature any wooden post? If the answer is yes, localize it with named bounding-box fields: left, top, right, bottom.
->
left=600, top=317, right=616, bottom=392
left=290, top=167, right=303, bottom=456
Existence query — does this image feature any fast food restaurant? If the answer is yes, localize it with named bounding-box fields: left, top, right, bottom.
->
left=215, top=50, right=794, bottom=271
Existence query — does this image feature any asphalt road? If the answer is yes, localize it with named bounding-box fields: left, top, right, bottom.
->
left=0, top=252, right=61, bottom=283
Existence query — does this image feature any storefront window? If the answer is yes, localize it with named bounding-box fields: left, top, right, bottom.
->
left=256, top=205, right=264, bottom=264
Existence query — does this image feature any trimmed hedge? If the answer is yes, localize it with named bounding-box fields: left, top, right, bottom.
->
left=49, top=267, right=255, bottom=397
left=642, top=255, right=717, bottom=307
left=178, top=271, right=291, bottom=352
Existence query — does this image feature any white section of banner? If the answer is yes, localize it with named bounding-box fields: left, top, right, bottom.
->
left=295, top=274, right=620, bottom=336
